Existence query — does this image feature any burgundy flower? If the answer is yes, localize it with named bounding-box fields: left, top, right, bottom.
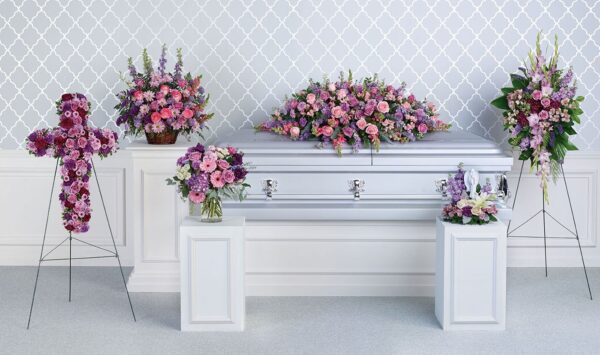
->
left=528, top=99, right=542, bottom=114
left=517, top=112, right=529, bottom=127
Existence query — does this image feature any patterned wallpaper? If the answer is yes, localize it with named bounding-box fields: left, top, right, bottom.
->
left=1, top=0, right=599, bottom=149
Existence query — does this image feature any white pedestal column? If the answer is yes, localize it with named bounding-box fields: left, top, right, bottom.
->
left=435, top=217, right=507, bottom=330
left=125, top=141, right=190, bottom=292
left=180, top=216, right=245, bottom=332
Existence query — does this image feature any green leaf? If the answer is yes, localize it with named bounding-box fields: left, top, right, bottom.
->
left=563, top=125, right=576, bottom=135
left=572, top=115, right=581, bottom=124
left=576, top=96, right=585, bottom=102
left=501, top=87, right=515, bottom=94
left=564, top=140, right=578, bottom=151
left=510, top=74, right=529, bottom=89
left=491, top=96, right=509, bottom=110
left=519, top=150, right=532, bottom=161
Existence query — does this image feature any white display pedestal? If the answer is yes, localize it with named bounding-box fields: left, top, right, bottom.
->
left=179, top=216, right=245, bottom=332
left=435, top=218, right=507, bottom=330
left=125, top=141, right=190, bottom=292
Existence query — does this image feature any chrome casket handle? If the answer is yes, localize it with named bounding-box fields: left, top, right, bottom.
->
left=262, top=179, right=278, bottom=200
left=349, top=179, right=365, bottom=200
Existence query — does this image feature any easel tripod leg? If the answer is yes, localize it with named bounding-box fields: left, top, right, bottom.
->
left=542, top=192, right=548, bottom=277
left=27, top=159, right=59, bottom=329
left=91, top=159, right=137, bottom=321
left=507, top=161, right=525, bottom=236
left=561, top=164, right=593, bottom=300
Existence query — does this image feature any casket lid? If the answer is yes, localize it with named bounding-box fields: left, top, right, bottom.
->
left=218, top=129, right=513, bottom=171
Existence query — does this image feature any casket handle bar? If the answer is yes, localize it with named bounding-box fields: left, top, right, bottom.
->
left=434, top=178, right=449, bottom=200
left=495, top=173, right=510, bottom=205
left=349, top=179, right=365, bottom=200
left=262, top=179, right=278, bottom=200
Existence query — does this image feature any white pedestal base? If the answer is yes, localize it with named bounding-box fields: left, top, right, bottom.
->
left=179, top=217, right=245, bottom=332
left=435, top=218, right=507, bottom=330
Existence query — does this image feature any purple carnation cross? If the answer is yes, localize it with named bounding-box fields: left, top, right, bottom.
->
left=25, top=94, right=135, bottom=329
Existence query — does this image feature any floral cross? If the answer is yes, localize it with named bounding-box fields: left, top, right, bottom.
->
left=26, top=93, right=118, bottom=233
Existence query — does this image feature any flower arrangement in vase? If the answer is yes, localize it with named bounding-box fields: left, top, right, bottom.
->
left=26, top=93, right=118, bottom=233
left=257, top=71, right=450, bottom=156
left=115, top=45, right=213, bottom=144
left=441, top=164, right=498, bottom=225
left=491, top=33, right=583, bottom=201
left=166, top=144, right=250, bottom=222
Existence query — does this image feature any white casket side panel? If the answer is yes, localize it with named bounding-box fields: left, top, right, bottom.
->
left=219, top=129, right=513, bottom=220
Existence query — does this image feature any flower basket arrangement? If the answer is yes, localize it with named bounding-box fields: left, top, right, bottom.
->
left=441, top=165, right=498, bottom=225
left=26, top=93, right=118, bottom=233
left=115, top=45, right=213, bottom=144
left=491, top=33, right=583, bottom=201
left=166, top=144, right=249, bottom=222
left=257, top=71, right=450, bottom=156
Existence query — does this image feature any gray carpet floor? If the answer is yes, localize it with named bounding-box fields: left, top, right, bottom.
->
left=0, top=267, right=599, bottom=355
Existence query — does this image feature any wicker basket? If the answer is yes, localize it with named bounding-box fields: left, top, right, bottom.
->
left=145, top=131, right=179, bottom=145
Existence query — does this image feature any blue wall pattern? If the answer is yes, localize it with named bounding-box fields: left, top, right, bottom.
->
left=0, top=0, right=598, bottom=149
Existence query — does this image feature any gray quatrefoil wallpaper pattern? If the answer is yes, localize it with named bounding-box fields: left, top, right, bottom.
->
left=1, top=0, right=599, bottom=149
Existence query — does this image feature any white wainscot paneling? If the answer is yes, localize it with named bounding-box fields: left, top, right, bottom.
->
left=0, top=151, right=130, bottom=265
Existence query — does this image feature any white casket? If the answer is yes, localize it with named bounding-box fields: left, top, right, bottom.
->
left=126, top=128, right=514, bottom=296
left=220, top=129, right=514, bottom=221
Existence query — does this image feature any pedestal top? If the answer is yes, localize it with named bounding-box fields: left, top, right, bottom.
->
left=125, top=139, right=201, bottom=151
left=181, top=216, right=245, bottom=228
left=436, top=216, right=506, bottom=231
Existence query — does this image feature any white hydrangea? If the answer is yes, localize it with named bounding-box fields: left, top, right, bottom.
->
left=176, top=165, right=192, bottom=181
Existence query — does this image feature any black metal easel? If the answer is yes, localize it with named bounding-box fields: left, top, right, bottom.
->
left=507, top=160, right=593, bottom=300
left=27, top=158, right=136, bottom=329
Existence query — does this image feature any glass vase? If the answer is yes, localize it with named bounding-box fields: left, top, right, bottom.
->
left=200, top=196, right=223, bottom=223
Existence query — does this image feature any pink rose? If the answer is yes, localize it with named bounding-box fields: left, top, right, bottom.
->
left=320, top=91, right=330, bottom=101
left=189, top=152, right=202, bottom=161
left=177, top=79, right=187, bottom=88
left=328, top=83, right=336, bottom=92
left=290, top=126, right=300, bottom=138
left=538, top=110, right=549, bottom=120
left=376, top=101, right=389, bottom=113
left=418, top=123, right=428, bottom=134
left=133, top=90, right=143, bottom=101
left=331, top=106, right=343, bottom=118
left=541, top=98, right=551, bottom=108
left=356, top=118, right=367, bottom=130
left=182, top=108, right=194, bottom=119
left=532, top=90, right=542, bottom=100
left=151, top=112, right=162, bottom=123
left=365, top=124, right=378, bottom=136
left=200, top=159, right=217, bottom=173
left=210, top=171, right=225, bottom=188
left=321, top=126, right=334, bottom=136
left=217, top=159, right=230, bottom=169
left=306, top=93, right=316, bottom=104
left=170, top=90, right=182, bottom=102
left=160, top=85, right=170, bottom=95
left=222, top=169, right=235, bottom=184
left=337, top=89, right=347, bottom=99
left=407, top=94, right=415, bottom=103
left=342, top=126, right=354, bottom=137
left=160, top=108, right=172, bottom=119
left=77, top=137, right=87, bottom=148
left=189, top=191, right=205, bottom=204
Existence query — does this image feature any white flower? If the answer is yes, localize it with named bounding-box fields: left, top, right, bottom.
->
left=176, top=165, right=191, bottom=181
